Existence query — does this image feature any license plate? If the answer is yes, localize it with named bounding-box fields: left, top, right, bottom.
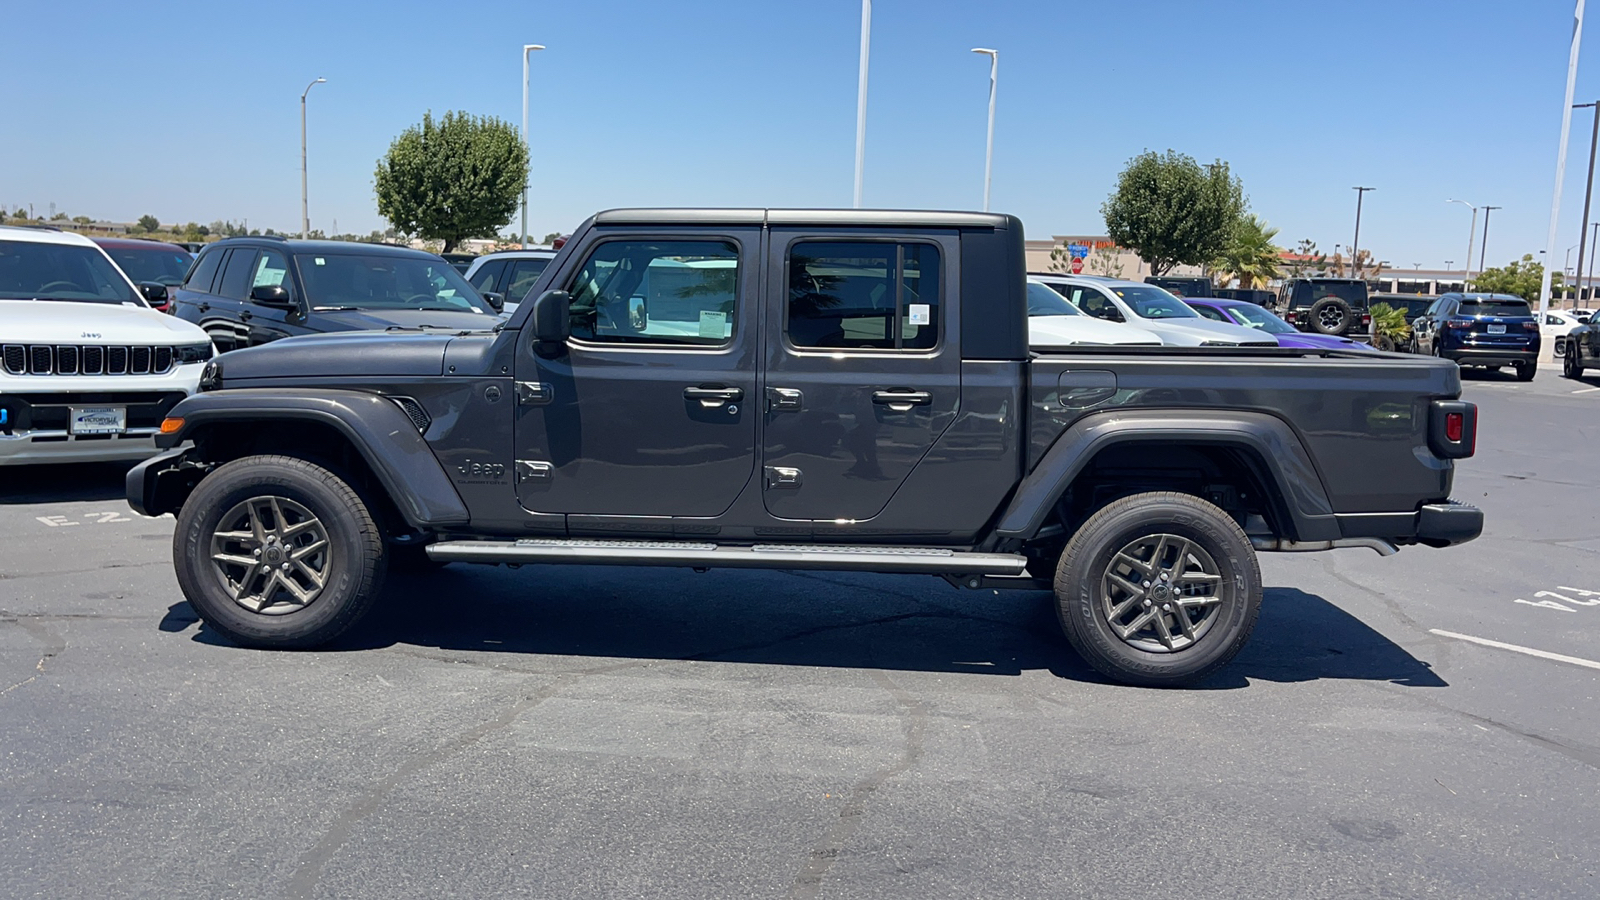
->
left=69, top=406, right=127, bottom=435
left=1487, top=324, right=1506, bottom=334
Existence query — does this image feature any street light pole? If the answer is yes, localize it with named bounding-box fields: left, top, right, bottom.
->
left=521, top=44, right=545, bottom=249
left=1589, top=221, right=1600, bottom=303
left=971, top=48, right=998, bottom=212
left=1479, top=206, right=1501, bottom=274
left=1447, top=199, right=1478, bottom=286
left=300, top=77, right=326, bottom=239
left=1350, top=186, right=1374, bottom=278
left=853, top=0, right=871, bottom=208
left=1574, top=102, right=1600, bottom=304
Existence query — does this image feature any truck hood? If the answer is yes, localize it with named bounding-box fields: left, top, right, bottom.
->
left=0, top=299, right=211, bottom=344
left=214, top=330, right=462, bottom=379
left=310, top=307, right=502, bottom=332
left=1029, top=316, right=1162, bottom=346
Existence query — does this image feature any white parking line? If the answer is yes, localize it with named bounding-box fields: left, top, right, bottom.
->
left=1430, top=629, right=1600, bottom=672
left=1571, top=386, right=1600, bottom=394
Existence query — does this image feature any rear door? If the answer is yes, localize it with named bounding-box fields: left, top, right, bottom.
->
left=761, top=229, right=960, bottom=521
left=188, top=248, right=256, bottom=351
left=513, top=228, right=761, bottom=518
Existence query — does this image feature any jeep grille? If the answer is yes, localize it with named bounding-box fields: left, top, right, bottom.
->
left=2, top=344, right=178, bottom=376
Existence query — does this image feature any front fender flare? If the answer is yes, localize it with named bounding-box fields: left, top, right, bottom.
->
left=994, top=409, right=1338, bottom=542
left=146, top=389, right=469, bottom=527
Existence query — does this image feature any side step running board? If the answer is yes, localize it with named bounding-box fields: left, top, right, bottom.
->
left=426, top=538, right=1029, bottom=575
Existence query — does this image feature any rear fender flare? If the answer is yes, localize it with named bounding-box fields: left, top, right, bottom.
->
left=994, top=409, right=1338, bottom=542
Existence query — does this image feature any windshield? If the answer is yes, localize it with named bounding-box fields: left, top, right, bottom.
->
left=1458, top=297, right=1531, bottom=318
left=1027, top=282, right=1081, bottom=316
left=104, top=245, right=192, bottom=286
left=0, top=239, right=142, bottom=304
left=294, top=253, right=495, bottom=314
left=1113, top=285, right=1198, bottom=319
left=1223, top=303, right=1297, bottom=334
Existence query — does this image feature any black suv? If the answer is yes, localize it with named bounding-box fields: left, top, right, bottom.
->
left=1144, top=275, right=1213, bottom=298
left=171, top=237, right=503, bottom=351
left=1276, top=277, right=1371, bottom=336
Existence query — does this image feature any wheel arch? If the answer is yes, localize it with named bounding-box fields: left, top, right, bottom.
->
left=992, top=409, right=1339, bottom=545
left=130, top=389, right=469, bottom=530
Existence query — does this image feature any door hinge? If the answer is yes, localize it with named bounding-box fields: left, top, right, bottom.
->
left=515, top=460, right=553, bottom=483
left=764, top=466, right=803, bottom=489
left=516, top=381, right=553, bottom=405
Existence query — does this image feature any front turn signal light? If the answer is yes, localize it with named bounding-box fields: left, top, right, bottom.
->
left=160, top=417, right=185, bottom=434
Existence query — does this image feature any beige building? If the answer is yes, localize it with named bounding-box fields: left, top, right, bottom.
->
left=1024, top=235, right=1205, bottom=280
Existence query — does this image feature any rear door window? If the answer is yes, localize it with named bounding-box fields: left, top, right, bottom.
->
left=468, top=260, right=506, bottom=292
left=216, top=249, right=257, bottom=300
left=786, top=241, right=940, bottom=350
left=505, top=258, right=552, bottom=301
left=184, top=249, right=225, bottom=293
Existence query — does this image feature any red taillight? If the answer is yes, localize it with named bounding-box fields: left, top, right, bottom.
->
left=1523, top=321, right=1539, bottom=331
left=1445, top=319, right=1471, bottom=330
left=1446, top=412, right=1463, bottom=442
left=1361, top=313, right=1372, bottom=325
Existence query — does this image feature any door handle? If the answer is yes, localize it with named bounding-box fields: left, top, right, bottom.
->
left=872, top=389, right=932, bottom=411
left=239, top=310, right=253, bottom=322
left=684, top=386, right=744, bottom=408
left=196, top=302, right=210, bottom=312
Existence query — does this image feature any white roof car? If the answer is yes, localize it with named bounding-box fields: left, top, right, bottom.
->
left=1032, top=274, right=1277, bottom=347
left=1026, top=280, right=1161, bottom=348
left=1544, top=310, right=1587, bottom=353
left=0, top=225, right=214, bottom=465
left=462, top=248, right=558, bottom=313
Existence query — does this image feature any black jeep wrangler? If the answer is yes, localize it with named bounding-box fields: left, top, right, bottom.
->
left=128, top=209, right=1482, bottom=687
left=1277, top=277, right=1371, bottom=336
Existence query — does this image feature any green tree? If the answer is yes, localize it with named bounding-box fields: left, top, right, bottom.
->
left=374, top=111, right=528, bottom=253
left=137, top=214, right=160, bottom=233
left=71, top=215, right=92, bottom=225
left=541, top=231, right=563, bottom=244
left=1282, top=239, right=1329, bottom=279
left=1101, top=150, right=1244, bottom=276
left=1212, top=214, right=1282, bottom=289
left=1474, top=254, right=1559, bottom=303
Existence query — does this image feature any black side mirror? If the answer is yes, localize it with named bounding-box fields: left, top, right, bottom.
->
left=249, top=284, right=296, bottom=308
left=138, top=282, right=169, bottom=310
left=480, top=290, right=505, bottom=312
left=531, top=290, right=571, bottom=350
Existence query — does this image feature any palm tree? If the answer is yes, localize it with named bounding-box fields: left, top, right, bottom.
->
left=1213, top=215, right=1282, bottom=289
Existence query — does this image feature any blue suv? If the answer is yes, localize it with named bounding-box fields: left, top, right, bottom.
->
left=1411, top=292, right=1540, bottom=381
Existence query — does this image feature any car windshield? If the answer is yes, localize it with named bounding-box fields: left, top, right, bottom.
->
left=1222, top=303, right=1297, bottom=334
left=0, top=239, right=141, bottom=304
left=104, top=245, right=192, bottom=286
left=294, top=253, right=495, bottom=314
left=1458, top=297, right=1531, bottom=318
left=1027, top=282, right=1081, bottom=316
left=1113, top=286, right=1198, bottom=319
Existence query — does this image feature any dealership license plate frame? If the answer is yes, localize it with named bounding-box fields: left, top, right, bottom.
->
left=69, top=406, right=127, bottom=435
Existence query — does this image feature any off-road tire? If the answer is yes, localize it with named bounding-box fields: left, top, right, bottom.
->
left=173, top=455, right=387, bottom=649
left=1053, top=491, right=1262, bottom=687
left=1308, top=298, right=1353, bottom=335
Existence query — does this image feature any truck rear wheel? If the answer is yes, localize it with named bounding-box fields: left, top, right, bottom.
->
left=1053, top=492, right=1261, bottom=687
left=172, top=455, right=387, bottom=649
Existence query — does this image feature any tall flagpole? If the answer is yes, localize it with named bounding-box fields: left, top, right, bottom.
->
left=1541, top=0, right=1586, bottom=322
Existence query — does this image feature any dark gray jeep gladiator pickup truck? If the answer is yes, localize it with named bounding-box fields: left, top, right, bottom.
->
left=127, top=209, right=1483, bottom=686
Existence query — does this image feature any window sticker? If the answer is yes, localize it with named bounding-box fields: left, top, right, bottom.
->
left=314, top=258, right=325, bottom=266
left=907, top=303, right=930, bottom=326
left=698, top=309, right=728, bottom=338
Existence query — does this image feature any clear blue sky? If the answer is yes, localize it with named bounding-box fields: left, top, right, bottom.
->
left=2, top=1, right=1594, bottom=271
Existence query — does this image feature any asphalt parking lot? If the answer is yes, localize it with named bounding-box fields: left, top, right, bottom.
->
left=3, top=365, right=1598, bottom=900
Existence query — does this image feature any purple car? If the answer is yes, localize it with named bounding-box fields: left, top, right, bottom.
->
left=1185, top=298, right=1377, bottom=351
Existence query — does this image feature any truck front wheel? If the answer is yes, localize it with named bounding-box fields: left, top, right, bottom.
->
left=173, top=455, right=387, bottom=649
left=1053, top=492, right=1262, bottom=687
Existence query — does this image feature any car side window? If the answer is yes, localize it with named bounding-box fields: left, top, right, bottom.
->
left=184, top=250, right=225, bottom=293
left=469, top=260, right=506, bottom=293
left=786, top=241, right=940, bottom=350
left=1193, top=304, right=1226, bottom=321
left=1074, top=288, right=1119, bottom=320
left=216, top=249, right=257, bottom=301
left=505, top=258, right=551, bottom=302
left=566, top=240, right=739, bottom=346
left=251, top=250, right=291, bottom=296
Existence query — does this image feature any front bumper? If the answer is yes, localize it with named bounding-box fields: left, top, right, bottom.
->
left=1416, top=501, right=1483, bottom=547
left=0, top=366, right=201, bottom=466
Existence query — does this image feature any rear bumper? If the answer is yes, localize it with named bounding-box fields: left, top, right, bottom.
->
left=1416, top=501, right=1484, bottom=548
left=1444, top=346, right=1537, bottom=366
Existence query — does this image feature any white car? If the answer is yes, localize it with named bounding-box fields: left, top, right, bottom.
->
left=1544, top=311, right=1586, bottom=355
left=1026, top=280, right=1161, bottom=347
left=462, top=248, right=557, bottom=313
left=0, top=226, right=214, bottom=465
left=1032, top=274, right=1277, bottom=347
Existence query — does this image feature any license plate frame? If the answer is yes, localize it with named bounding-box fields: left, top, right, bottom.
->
left=69, top=406, right=127, bottom=435
left=1487, top=323, right=1506, bottom=335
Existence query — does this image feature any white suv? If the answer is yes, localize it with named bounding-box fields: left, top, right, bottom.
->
left=1032, top=274, right=1277, bottom=347
left=0, top=226, right=214, bottom=465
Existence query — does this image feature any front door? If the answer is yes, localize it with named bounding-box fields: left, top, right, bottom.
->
left=513, top=229, right=761, bottom=518
left=760, top=230, right=961, bottom=522
left=241, top=248, right=309, bottom=345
